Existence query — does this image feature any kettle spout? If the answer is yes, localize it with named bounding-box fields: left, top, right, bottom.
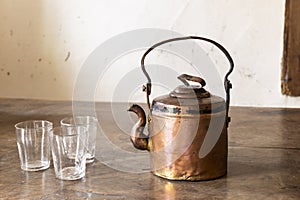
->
left=128, top=104, right=149, bottom=151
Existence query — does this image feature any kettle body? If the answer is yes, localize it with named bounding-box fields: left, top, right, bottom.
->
left=128, top=36, right=233, bottom=181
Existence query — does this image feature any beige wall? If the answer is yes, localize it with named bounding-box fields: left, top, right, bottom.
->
left=0, top=1, right=73, bottom=99
left=0, top=0, right=299, bottom=107
left=0, top=0, right=187, bottom=100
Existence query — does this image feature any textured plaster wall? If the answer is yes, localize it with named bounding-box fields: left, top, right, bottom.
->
left=0, top=0, right=299, bottom=107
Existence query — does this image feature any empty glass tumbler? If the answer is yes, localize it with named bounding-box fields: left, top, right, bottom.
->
left=60, top=116, right=98, bottom=163
left=50, top=126, right=88, bottom=180
left=15, top=120, right=53, bottom=171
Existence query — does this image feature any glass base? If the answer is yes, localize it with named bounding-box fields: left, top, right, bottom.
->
left=86, top=153, right=95, bottom=163
left=56, top=167, right=85, bottom=180
left=21, top=161, right=50, bottom=171
left=86, top=157, right=95, bottom=163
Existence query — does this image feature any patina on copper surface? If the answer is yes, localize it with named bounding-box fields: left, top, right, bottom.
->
left=150, top=93, right=227, bottom=181
left=128, top=36, right=234, bottom=181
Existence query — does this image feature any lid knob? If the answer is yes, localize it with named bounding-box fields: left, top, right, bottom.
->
left=178, top=74, right=206, bottom=88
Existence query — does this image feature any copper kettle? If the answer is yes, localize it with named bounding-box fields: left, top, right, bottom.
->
left=128, top=36, right=234, bottom=181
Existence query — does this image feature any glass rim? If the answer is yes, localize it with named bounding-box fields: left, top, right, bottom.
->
left=60, top=115, right=98, bottom=126
left=50, top=126, right=88, bottom=137
left=15, top=120, right=53, bottom=130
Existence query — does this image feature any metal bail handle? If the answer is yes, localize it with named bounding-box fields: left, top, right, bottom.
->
left=141, top=36, right=234, bottom=127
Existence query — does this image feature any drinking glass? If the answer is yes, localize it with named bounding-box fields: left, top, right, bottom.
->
left=15, top=120, right=52, bottom=171
left=50, top=126, right=88, bottom=180
left=60, top=116, right=97, bottom=163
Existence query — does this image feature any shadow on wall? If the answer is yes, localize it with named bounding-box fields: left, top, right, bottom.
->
left=0, top=1, right=73, bottom=100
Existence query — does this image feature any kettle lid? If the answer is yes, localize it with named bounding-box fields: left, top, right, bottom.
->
left=151, top=74, right=226, bottom=116
left=170, top=86, right=210, bottom=99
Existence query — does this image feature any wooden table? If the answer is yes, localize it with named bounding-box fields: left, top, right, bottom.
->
left=0, top=98, right=299, bottom=199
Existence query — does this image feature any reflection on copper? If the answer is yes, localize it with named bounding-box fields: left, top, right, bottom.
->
left=164, top=182, right=176, bottom=200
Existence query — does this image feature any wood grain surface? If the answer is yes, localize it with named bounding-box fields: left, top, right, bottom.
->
left=282, top=0, right=300, bottom=96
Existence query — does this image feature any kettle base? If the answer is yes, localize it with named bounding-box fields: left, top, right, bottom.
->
left=152, top=170, right=227, bottom=181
